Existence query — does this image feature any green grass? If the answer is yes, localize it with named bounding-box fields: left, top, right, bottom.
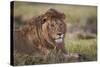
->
left=64, top=37, right=97, bottom=61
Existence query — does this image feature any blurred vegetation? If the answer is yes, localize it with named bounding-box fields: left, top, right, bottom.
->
left=12, top=1, right=97, bottom=65
left=13, top=1, right=97, bottom=23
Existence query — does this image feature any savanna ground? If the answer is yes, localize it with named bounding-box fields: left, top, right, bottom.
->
left=12, top=1, right=97, bottom=65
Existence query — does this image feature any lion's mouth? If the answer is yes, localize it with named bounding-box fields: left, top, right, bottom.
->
left=55, top=38, right=63, bottom=43
left=54, top=34, right=64, bottom=43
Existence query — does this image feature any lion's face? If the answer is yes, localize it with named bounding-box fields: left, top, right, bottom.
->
left=41, top=9, right=66, bottom=44
left=47, top=18, right=66, bottom=44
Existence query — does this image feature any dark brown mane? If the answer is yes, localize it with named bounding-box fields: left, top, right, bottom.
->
left=43, top=8, right=65, bottom=19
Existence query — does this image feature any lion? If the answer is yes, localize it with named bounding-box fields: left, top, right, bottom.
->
left=14, top=8, right=67, bottom=55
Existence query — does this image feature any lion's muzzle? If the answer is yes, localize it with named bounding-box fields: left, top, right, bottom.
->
left=55, top=33, right=64, bottom=44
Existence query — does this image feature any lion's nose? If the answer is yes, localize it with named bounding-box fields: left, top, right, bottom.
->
left=57, top=32, right=62, bottom=36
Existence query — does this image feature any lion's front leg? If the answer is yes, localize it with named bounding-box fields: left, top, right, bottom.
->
left=37, top=44, right=50, bottom=55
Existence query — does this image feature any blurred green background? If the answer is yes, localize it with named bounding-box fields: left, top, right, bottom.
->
left=13, top=1, right=97, bottom=65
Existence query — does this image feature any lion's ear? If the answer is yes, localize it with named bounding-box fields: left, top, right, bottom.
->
left=41, top=16, right=48, bottom=24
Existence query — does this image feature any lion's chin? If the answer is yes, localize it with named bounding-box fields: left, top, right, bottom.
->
left=55, top=38, right=63, bottom=44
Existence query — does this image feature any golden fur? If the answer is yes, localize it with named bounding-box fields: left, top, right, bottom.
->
left=14, top=8, right=67, bottom=55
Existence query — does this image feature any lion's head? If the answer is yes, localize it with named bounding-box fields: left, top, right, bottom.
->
left=40, top=8, right=66, bottom=48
